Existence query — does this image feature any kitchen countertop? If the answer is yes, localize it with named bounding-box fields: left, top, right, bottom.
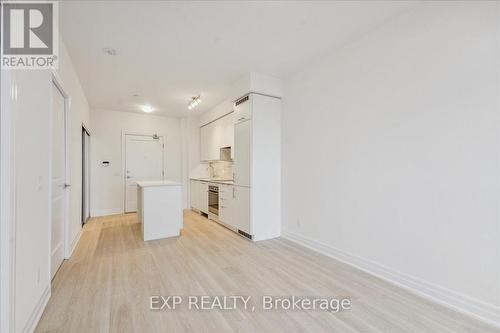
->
left=137, top=180, right=182, bottom=187
left=190, top=177, right=234, bottom=185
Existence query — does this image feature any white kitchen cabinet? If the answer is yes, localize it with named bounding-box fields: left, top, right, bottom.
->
left=200, top=112, right=234, bottom=161
left=218, top=184, right=235, bottom=228
left=233, top=119, right=251, bottom=187
left=190, top=180, right=199, bottom=210
left=191, top=180, right=209, bottom=213
left=234, top=95, right=252, bottom=124
left=199, top=181, right=209, bottom=214
left=220, top=112, right=234, bottom=150
left=232, top=93, right=281, bottom=241
left=233, top=185, right=250, bottom=235
left=200, top=121, right=218, bottom=161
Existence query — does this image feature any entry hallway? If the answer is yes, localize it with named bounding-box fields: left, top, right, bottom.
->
left=36, top=212, right=496, bottom=333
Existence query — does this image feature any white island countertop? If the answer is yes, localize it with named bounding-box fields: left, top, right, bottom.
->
left=137, top=180, right=182, bottom=187
left=137, top=179, right=183, bottom=241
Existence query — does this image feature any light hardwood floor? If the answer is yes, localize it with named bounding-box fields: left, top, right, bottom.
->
left=36, top=211, right=498, bottom=332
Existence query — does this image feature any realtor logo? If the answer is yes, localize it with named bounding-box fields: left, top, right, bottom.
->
left=1, top=1, right=58, bottom=69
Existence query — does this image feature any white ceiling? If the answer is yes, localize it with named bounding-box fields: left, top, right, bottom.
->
left=60, top=1, right=418, bottom=117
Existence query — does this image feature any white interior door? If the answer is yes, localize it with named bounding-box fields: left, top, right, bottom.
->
left=125, top=134, right=164, bottom=212
left=51, top=83, right=67, bottom=279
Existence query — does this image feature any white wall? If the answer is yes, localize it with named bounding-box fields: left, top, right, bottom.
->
left=180, top=116, right=205, bottom=208
left=282, top=2, right=500, bottom=326
left=0, top=67, right=14, bottom=333
left=12, top=70, right=52, bottom=333
left=90, top=109, right=182, bottom=216
left=5, top=38, right=90, bottom=332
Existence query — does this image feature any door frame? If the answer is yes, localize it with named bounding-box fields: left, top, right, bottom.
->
left=50, top=73, right=72, bottom=263
left=81, top=124, right=91, bottom=225
left=0, top=68, right=15, bottom=333
left=121, top=132, right=166, bottom=213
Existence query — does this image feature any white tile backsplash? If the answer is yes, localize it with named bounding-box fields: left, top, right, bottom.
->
left=209, top=161, right=233, bottom=180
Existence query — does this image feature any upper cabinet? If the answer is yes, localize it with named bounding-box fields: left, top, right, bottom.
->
left=200, top=121, right=218, bottom=161
left=200, top=112, right=234, bottom=161
left=220, top=112, right=234, bottom=149
left=233, top=118, right=251, bottom=187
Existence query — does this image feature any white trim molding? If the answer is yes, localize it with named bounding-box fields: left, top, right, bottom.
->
left=92, top=208, right=124, bottom=218
left=0, top=65, right=16, bottom=333
left=22, top=285, right=51, bottom=333
left=282, top=230, right=500, bottom=329
left=51, top=73, right=73, bottom=262
left=67, top=228, right=82, bottom=259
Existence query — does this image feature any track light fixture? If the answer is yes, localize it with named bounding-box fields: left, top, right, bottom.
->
left=187, top=95, right=202, bottom=110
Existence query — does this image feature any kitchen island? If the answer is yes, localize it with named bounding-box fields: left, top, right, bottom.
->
left=136, top=180, right=183, bottom=241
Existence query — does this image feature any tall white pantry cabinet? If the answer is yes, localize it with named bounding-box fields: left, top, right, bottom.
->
left=232, top=93, right=281, bottom=241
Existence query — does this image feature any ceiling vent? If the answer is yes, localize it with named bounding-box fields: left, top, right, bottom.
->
left=235, top=95, right=249, bottom=106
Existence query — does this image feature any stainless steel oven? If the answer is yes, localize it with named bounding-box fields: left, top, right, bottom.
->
left=208, top=185, right=219, bottom=215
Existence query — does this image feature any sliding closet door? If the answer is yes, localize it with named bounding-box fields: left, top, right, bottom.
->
left=82, top=128, right=90, bottom=224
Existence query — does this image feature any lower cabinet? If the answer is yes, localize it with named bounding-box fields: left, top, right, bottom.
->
left=199, top=182, right=209, bottom=214
left=219, top=185, right=234, bottom=227
left=192, top=181, right=251, bottom=238
left=190, top=180, right=208, bottom=214
left=219, top=185, right=250, bottom=236
left=233, top=185, right=250, bottom=235
left=190, top=180, right=199, bottom=210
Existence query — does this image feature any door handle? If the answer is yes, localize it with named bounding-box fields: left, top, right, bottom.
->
left=63, top=183, right=71, bottom=188
left=126, top=176, right=132, bottom=179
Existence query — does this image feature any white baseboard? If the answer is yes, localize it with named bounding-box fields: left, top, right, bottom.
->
left=23, top=284, right=50, bottom=333
left=66, top=228, right=82, bottom=259
left=281, top=230, right=500, bottom=329
left=91, top=208, right=123, bottom=217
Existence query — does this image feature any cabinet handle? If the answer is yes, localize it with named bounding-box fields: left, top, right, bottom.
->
left=238, top=117, right=245, bottom=121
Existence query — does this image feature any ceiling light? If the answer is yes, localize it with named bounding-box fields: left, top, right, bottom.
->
left=142, top=105, right=154, bottom=113
left=103, top=47, right=117, bottom=56
left=188, top=95, right=202, bottom=110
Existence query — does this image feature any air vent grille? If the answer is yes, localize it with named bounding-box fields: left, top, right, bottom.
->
left=238, top=229, right=252, bottom=240
left=235, top=95, right=249, bottom=106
